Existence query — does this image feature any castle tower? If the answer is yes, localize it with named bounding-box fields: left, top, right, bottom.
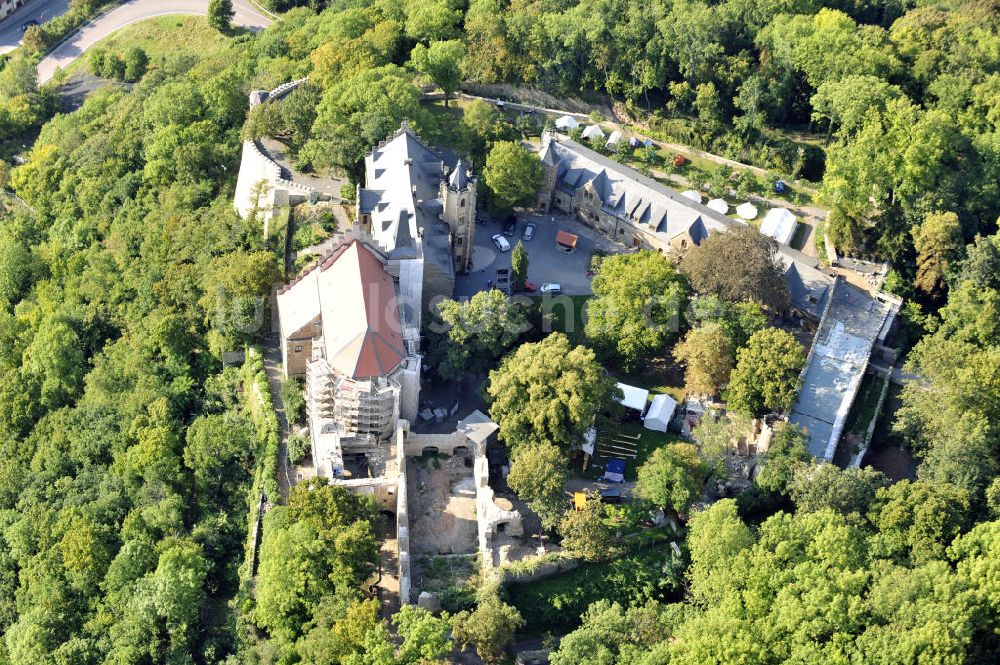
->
left=536, top=133, right=560, bottom=211
left=441, top=158, right=477, bottom=272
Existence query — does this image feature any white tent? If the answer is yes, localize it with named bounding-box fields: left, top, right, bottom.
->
left=760, top=207, right=798, bottom=245
left=680, top=190, right=702, bottom=204
left=605, top=129, right=623, bottom=147
left=643, top=394, right=677, bottom=433
left=555, top=115, right=580, bottom=130
left=615, top=382, right=649, bottom=415
left=736, top=202, right=759, bottom=220
left=706, top=198, right=729, bottom=215
left=582, top=124, right=606, bottom=140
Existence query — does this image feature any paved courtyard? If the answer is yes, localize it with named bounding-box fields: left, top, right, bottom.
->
left=455, top=211, right=626, bottom=299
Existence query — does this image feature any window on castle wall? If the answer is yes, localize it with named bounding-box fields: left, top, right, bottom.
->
left=294, top=345, right=303, bottom=353
left=460, top=199, right=465, bottom=207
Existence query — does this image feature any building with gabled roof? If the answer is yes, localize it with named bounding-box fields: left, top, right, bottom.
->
left=536, top=132, right=730, bottom=252
left=277, top=240, right=421, bottom=477
left=534, top=132, right=902, bottom=464
left=357, top=123, right=476, bottom=325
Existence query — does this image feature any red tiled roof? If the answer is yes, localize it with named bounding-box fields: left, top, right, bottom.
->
left=556, top=230, right=578, bottom=248
left=320, top=240, right=405, bottom=379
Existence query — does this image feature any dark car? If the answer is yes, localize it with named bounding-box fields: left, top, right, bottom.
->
left=20, top=20, right=38, bottom=32
left=600, top=488, right=625, bottom=504
left=503, top=220, right=516, bottom=237
left=522, top=223, right=536, bottom=241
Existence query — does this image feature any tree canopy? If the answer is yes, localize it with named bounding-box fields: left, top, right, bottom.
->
left=487, top=333, right=616, bottom=455
left=725, top=327, right=806, bottom=416
left=680, top=227, right=790, bottom=312
left=482, top=140, right=542, bottom=213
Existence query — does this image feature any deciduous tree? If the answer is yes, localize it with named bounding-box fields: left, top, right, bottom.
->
left=680, top=226, right=790, bottom=312
left=482, top=140, right=542, bottom=213
left=559, top=497, right=620, bottom=562
left=725, top=327, right=805, bottom=416
left=912, top=211, right=963, bottom=295
left=673, top=323, right=733, bottom=396
left=487, top=333, right=615, bottom=454
left=410, top=40, right=465, bottom=107
left=451, top=589, right=524, bottom=664
left=585, top=251, right=688, bottom=372
left=635, top=443, right=706, bottom=515
left=507, top=443, right=568, bottom=531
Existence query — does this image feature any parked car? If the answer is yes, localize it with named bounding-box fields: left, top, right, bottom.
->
left=523, top=281, right=537, bottom=292
left=492, top=234, right=511, bottom=252
left=522, top=223, right=536, bottom=241
left=600, top=488, right=625, bottom=504
left=20, top=20, right=38, bottom=32
left=503, top=220, right=516, bottom=237
left=540, top=283, right=561, bottom=294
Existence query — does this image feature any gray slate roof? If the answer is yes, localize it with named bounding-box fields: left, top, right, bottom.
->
left=360, top=126, right=454, bottom=278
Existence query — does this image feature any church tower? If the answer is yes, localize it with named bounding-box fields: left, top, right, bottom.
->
left=441, top=159, right=476, bottom=272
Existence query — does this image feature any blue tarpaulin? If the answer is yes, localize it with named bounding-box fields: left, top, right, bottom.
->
left=603, top=458, right=626, bottom=483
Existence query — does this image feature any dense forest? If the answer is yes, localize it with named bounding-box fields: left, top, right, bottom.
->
left=0, top=0, right=997, bottom=663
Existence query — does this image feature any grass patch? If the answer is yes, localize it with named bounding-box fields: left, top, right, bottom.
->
left=586, top=419, right=688, bottom=481
left=420, top=100, right=477, bottom=157
left=844, top=372, right=886, bottom=437
left=505, top=546, right=683, bottom=636
left=415, top=554, right=480, bottom=613
left=528, top=294, right=590, bottom=346
left=64, top=16, right=233, bottom=77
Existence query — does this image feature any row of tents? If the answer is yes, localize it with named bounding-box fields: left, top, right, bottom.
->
left=554, top=116, right=800, bottom=245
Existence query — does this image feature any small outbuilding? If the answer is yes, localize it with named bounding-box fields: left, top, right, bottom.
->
left=736, top=202, right=759, bottom=220
left=615, top=382, right=649, bottom=416
left=555, top=115, right=580, bottom=130
left=555, top=230, right=578, bottom=251
left=643, top=394, right=677, bottom=433
left=706, top=198, right=729, bottom=215
left=760, top=207, right=798, bottom=246
left=582, top=124, right=606, bottom=140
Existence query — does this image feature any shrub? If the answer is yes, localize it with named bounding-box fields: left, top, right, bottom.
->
left=287, top=433, right=310, bottom=465
left=280, top=378, right=306, bottom=425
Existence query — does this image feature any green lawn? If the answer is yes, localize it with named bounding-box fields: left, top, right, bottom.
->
left=526, top=294, right=591, bottom=346
left=844, top=372, right=886, bottom=437
left=63, top=16, right=234, bottom=77
left=586, top=420, right=688, bottom=481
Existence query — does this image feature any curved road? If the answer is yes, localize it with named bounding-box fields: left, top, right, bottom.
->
left=0, top=0, right=71, bottom=55
left=36, top=0, right=274, bottom=84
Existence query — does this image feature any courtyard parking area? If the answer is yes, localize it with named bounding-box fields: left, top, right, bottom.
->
left=455, top=211, right=625, bottom=299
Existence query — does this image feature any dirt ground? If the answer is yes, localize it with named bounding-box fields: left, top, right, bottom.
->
left=407, top=455, right=479, bottom=556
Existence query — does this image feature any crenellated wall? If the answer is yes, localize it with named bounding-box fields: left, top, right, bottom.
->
left=233, top=78, right=319, bottom=230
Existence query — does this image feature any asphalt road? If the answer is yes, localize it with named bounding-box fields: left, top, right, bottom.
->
left=0, top=0, right=71, bottom=54
left=34, top=0, right=274, bottom=83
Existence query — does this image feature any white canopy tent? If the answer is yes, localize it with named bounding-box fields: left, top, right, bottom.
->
left=643, top=394, right=677, bottom=432
left=555, top=115, right=580, bottom=130
left=615, top=382, right=649, bottom=415
left=605, top=129, right=623, bottom=147
left=582, top=124, right=606, bottom=140
left=680, top=190, right=702, bottom=204
left=736, top=202, right=759, bottom=220
left=706, top=198, right=729, bottom=215
left=760, top=207, right=798, bottom=245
